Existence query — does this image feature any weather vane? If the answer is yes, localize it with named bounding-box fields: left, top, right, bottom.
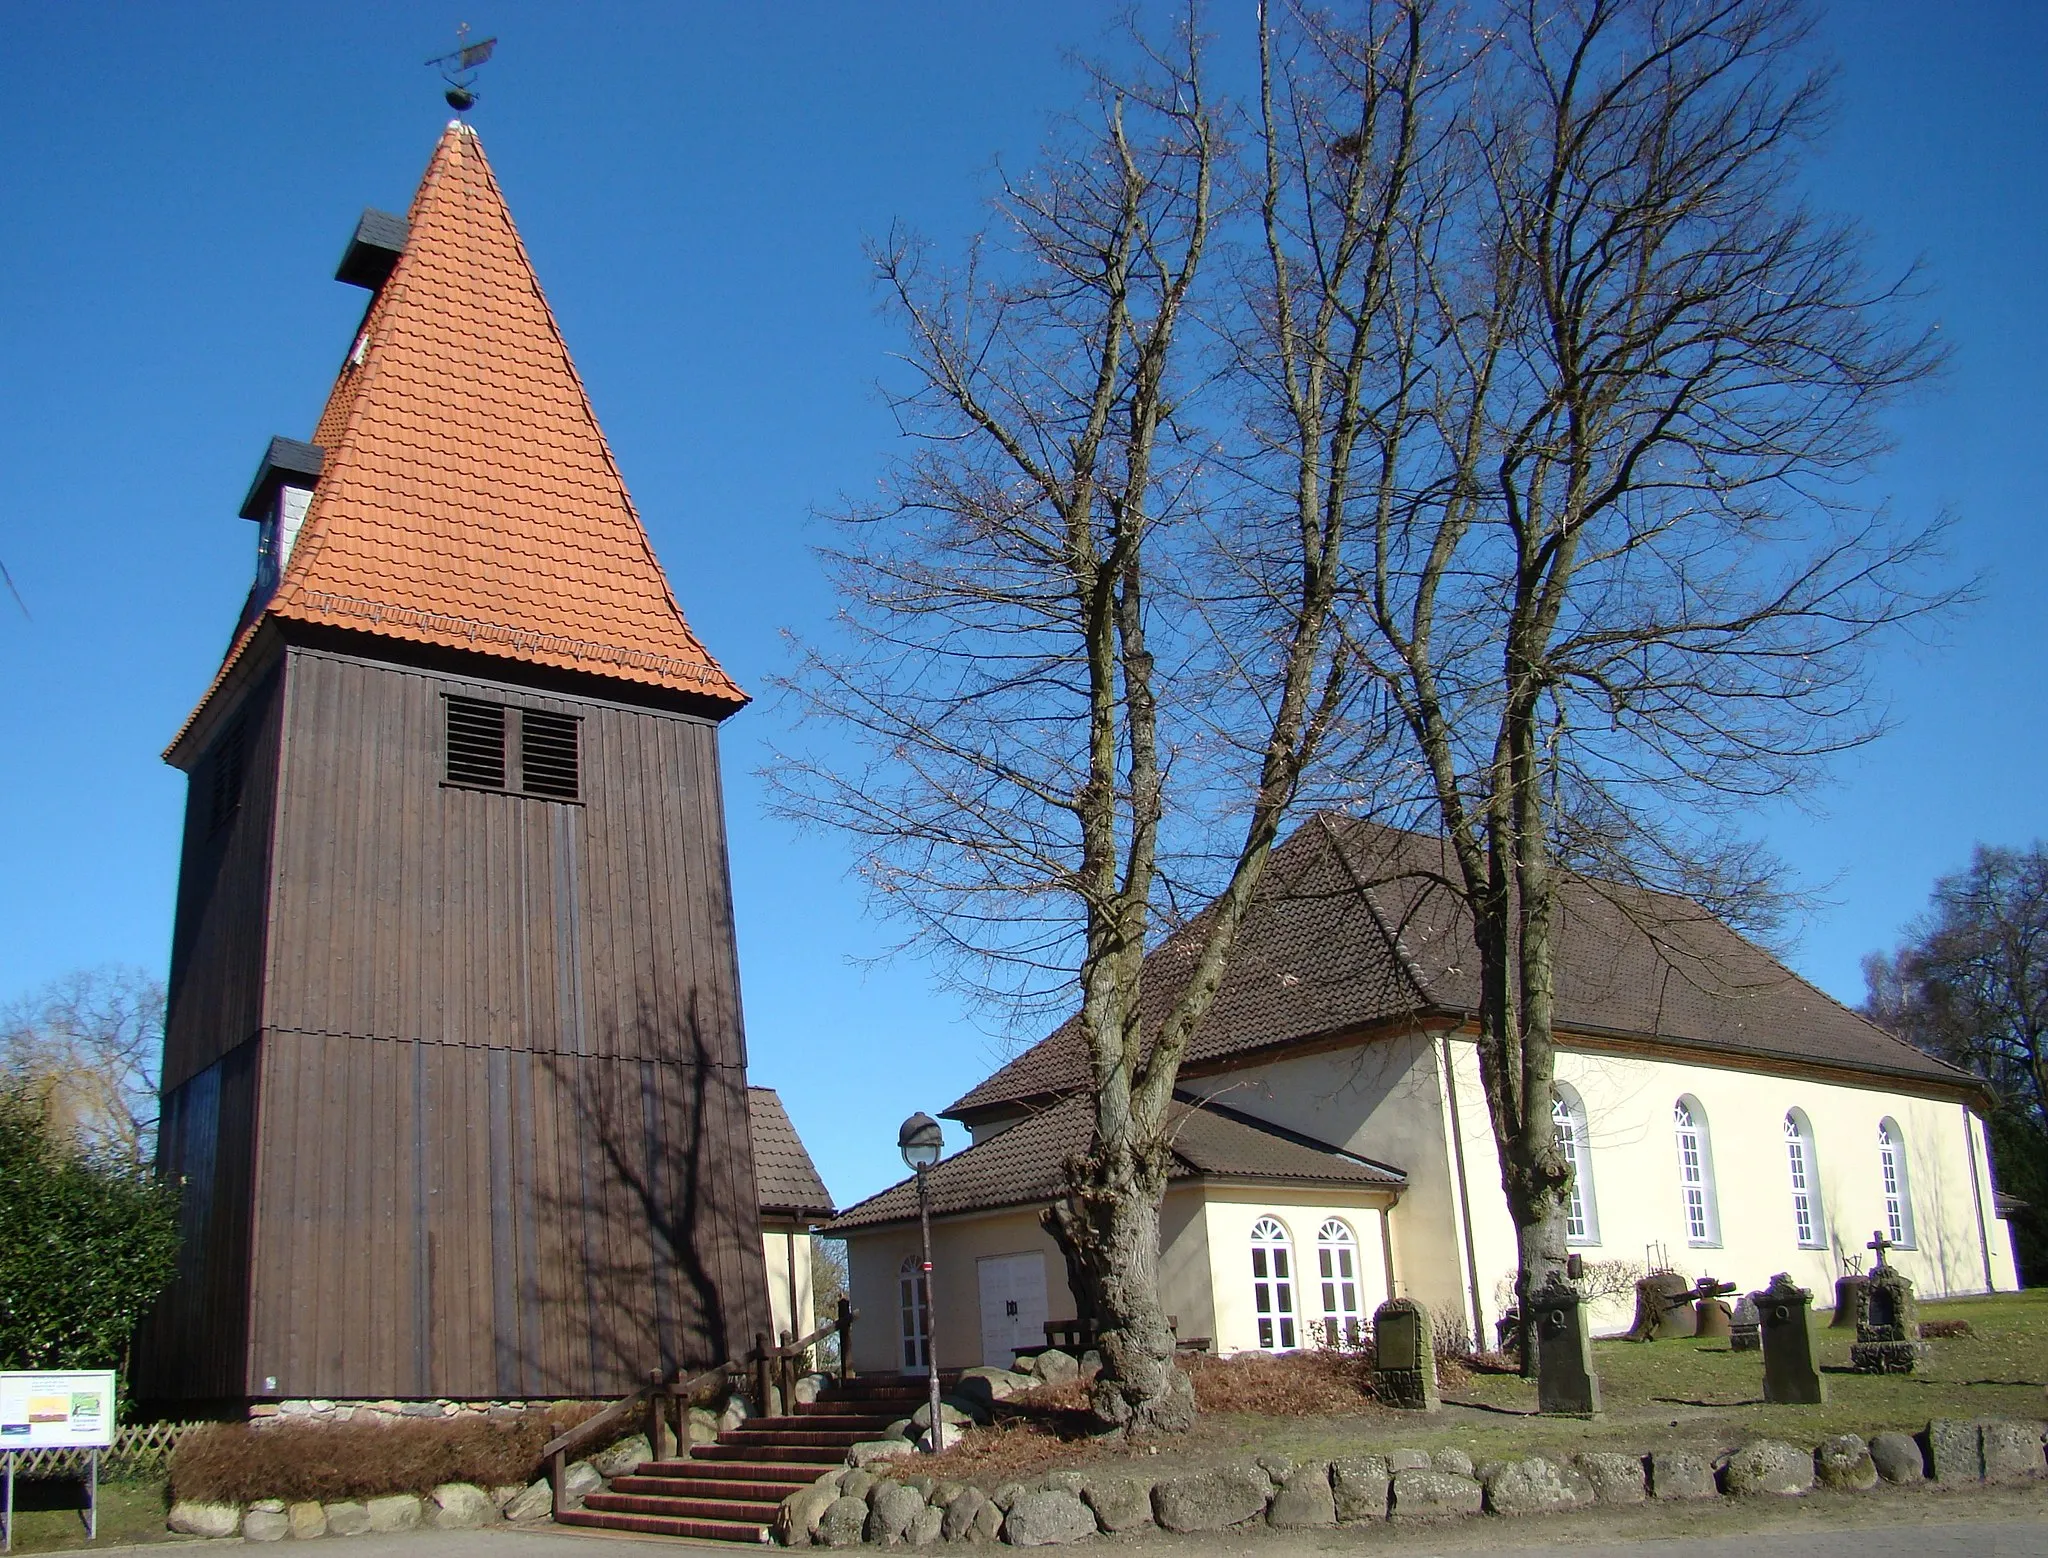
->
left=426, top=23, right=497, bottom=112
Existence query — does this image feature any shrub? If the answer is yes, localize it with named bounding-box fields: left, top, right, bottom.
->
left=1920, top=1318, right=1974, bottom=1339
left=168, top=1408, right=597, bottom=1503
left=0, top=1087, right=179, bottom=1374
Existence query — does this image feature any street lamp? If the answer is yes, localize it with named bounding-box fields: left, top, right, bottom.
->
left=898, top=1112, right=946, bottom=1451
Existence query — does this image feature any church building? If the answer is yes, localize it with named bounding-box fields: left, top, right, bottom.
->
left=140, top=123, right=779, bottom=1406
left=830, top=818, right=2018, bottom=1371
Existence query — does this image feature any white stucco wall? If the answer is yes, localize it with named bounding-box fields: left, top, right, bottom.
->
left=1444, top=1040, right=2019, bottom=1337
left=762, top=1225, right=816, bottom=1348
left=1196, top=1185, right=1394, bottom=1355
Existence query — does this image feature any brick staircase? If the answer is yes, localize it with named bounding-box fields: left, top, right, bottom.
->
left=556, top=1378, right=932, bottom=1543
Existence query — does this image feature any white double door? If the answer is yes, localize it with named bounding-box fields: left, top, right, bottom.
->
left=977, top=1251, right=1049, bottom=1367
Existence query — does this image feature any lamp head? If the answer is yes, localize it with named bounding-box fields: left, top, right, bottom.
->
left=898, top=1112, right=944, bottom=1170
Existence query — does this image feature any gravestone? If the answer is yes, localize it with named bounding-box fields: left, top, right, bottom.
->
left=1830, top=1272, right=1869, bottom=1329
left=1729, top=1294, right=1761, bottom=1352
left=1754, top=1273, right=1825, bottom=1405
left=1530, top=1274, right=1601, bottom=1415
left=1849, top=1231, right=1920, bottom=1373
left=1371, top=1298, right=1439, bottom=1410
left=1691, top=1277, right=1736, bottom=1340
left=1628, top=1272, right=1694, bottom=1341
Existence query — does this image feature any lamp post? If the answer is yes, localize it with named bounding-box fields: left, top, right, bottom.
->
left=898, top=1111, right=946, bottom=1452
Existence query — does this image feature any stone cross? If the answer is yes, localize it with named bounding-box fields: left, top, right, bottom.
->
left=1867, top=1230, right=1894, bottom=1272
left=1754, top=1273, right=1826, bottom=1405
left=1371, top=1297, right=1439, bottom=1410
left=1531, top=1273, right=1602, bottom=1416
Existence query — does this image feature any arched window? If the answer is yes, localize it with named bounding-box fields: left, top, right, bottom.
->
left=1314, top=1219, right=1363, bottom=1347
left=1673, top=1096, right=1721, bottom=1246
left=1552, top=1085, right=1600, bottom=1245
left=899, top=1253, right=931, bottom=1372
left=1784, top=1109, right=1825, bottom=1248
left=1878, top=1118, right=1917, bottom=1248
left=1249, top=1217, right=1298, bottom=1350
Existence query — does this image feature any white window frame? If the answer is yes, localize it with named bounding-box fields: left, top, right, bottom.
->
left=1313, top=1218, right=1363, bottom=1348
left=1552, top=1085, right=1600, bottom=1246
left=1784, top=1109, right=1826, bottom=1249
left=1673, top=1096, right=1721, bottom=1247
left=1878, top=1118, right=1917, bottom=1249
left=899, top=1253, right=931, bottom=1373
left=1249, top=1216, right=1298, bottom=1351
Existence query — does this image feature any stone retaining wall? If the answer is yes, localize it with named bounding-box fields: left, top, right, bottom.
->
left=776, top=1418, right=2048, bottom=1547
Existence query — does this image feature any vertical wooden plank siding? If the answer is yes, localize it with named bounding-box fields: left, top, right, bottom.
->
left=155, top=647, right=773, bottom=1402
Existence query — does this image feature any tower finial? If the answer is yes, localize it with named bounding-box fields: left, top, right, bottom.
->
left=426, top=23, right=496, bottom=113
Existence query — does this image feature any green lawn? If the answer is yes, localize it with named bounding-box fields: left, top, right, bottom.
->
left=1219, top=1289, right=2048, bottom=1469
left=0, top=1479, right=171, bottom=1556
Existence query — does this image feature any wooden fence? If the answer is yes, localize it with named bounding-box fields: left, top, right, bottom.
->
left=4, top=1421, right=196, bottom=1480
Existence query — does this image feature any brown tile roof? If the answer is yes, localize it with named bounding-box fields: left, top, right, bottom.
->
left=748, top=1087, right=835, bottom=1220
left=177, top=122, right=741, bottom=751
left=948, top=816, right=1974, bottom=1118
left=825, top=1092, right=1403, bottom=1233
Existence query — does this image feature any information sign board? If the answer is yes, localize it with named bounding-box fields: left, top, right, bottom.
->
left=0, top=1371, right=116, bottom=1450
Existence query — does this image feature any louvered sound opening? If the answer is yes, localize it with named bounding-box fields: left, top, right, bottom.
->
left=445, top=696, right=508, bottom=789
left=519, top=709, right=580, bottom=802
left=209, top=718, right=247, bottom=835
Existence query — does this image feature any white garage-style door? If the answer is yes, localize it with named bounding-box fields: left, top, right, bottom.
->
left=977, top=1251, right=1049, bottom=1367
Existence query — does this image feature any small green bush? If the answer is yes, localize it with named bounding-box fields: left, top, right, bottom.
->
left=0, top=1088, right=179, bottom=1372
left=169, top=1408, right=597, bottom=1502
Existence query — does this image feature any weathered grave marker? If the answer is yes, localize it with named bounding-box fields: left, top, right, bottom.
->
left=1729, top=1294, right=1761, bottom=1352
left=1754, top=1273, right=1825, bottom=1404
left=1531, top=1274, right=1602, bottom=1416
left=1850, top=1231, right=1920, bottom=1373
left=1371, top=1297, right=1439, bottom=1410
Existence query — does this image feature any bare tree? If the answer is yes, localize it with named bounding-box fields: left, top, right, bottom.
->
left=773, top=12, right=1396, bottom=1433
left=1255, top=0, right=1953, bottom=1346
left=1, top=966, right=165, bottom=1164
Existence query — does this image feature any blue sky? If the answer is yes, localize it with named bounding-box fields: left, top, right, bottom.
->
left=1, top=3, right=2042, bottom=1212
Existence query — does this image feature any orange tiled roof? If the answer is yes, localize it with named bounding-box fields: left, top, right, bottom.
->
left=203, top=122, right=743, bottom=719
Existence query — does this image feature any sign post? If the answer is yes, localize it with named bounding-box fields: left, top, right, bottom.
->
left=0, top=1370, right=117, bottom=1551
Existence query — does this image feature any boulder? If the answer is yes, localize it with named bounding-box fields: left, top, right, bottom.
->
left=793, top=1374, right=830, bottom=1406
left=1431, top=1448, right=1474, bottom=1478
left=1078, top=1350, right=1103, bottom=1377
left=288, top=1501, right=328, bottom=1540
left=1152, top=1465, right=1271, bottom=1531
left=851, top=1438, right=918, bottom=1467
left=886, top=1420, right=916, bottom=1442
left=991, top=1484, right=1029, bottom=1513
left=1040, top=1471, right=1085, bottom=1496
left=1329, top=1456, right=1391, bottom=1522
left=1722, top=1440, right=1813, bottom=1497
left=559, top=1461, right=603, bottom=1507
left=1268, top=1462, right=1336, bottom=1528
left=167, top=1501, right=241, bottom=1539
left=1815, top=1435, right=1878, bottom=1491
left=1981, top=1420, right=2045, bottom=1482
left=908, top=1506, right=943, bottom=1547
left=958, top=1367, right=1035, bottom=1402
left=867, top=1481, right=928, bottom=1545
left=365, top=1494, right=425, bottom=1532
left=1927, top=1419, right=1981, bottom=1482
left=1030, top=1349, right=1080, bottom=1385
left=721, top=1395, right=752, bottom=1433
left=250, top=1501, right=287, bottom=1513
left=1870, top=1431, right=1925, bottom=1483
left=1649, top=1450, right=1716, bottom=1500
left=1078, top=1475, right=1153, bottom=1533
left=1389, top=1468, right=1482, bottom=1520
left=910, top=1399, right=983, bottom=1432
left=326, top=1499, right=374, bottom=1536
left=688, top=1406, right=723, bottom=1445
left=819, top=1495, right=871, bottom=1548
left=942, top=1488, right=992, bottom=1543
left=593, top=1433, right=652, bottom=1477
left=489, top=1484, right=527, bottom=1509
left=242, top=1508, right=290, bottom=1542
left=1385, top=1448, right=1429, bottom=1473
left=1254, top=1454, right=1295, bottom=1483
left=1481, top=1457, right=1593, bottom=1515
left=898, top=1474, right=937, bottom=1500
left=1002, top=1489, right=1097, bottom=1545
left=933, top=1482, right=967, bottom=1509
left=838, top=1469, right=879, bottom=1501
left=777, top=1484, right=840, bottom=1547
left=503, top=1482, right=553, bottom=1524
left=1575, top=1452, right=1646, bottom=1505
left=431, top=1483, right=497, bottom=1529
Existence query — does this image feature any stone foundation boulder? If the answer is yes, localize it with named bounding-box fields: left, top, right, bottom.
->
left=1980, top=1420, right=2045, bottom=1482
left=777, top=1483, right=840, bottom=1546
left=366, top=1493, right=425, bottom=1532
left=1480, top=1457, right=1592, bottom=1515
left=1869, top=1431, right=1924, bottom=1483
left=242, top=1504, right=290, bottom=1542
left=503, top=1481, right=553, bottom=1523
left=1029, top=1350, right=1080, bottom=1385
left=1002, top=1489, right=1097, bottom=1545
left=287, top=1501, right=327, bottom=1540
left=908, top=1506, right=943, bottom=1546
left=1078, top=1475, right=1153, bottom=1533
left=167, top=1501, right=241, bottom=1538
left=1389, top=1468, right=1482, bottom=1519
left=1928, top=1419, right=1981, bottom=1481
left=1649, top=1450, right=1715, bottom=1500
left=851, top=1438, right=918, bottom=1468
left=1815, top=1435, right=1878, bottom=1491
left=593, top=1433, right=652, bottom=1477
left=819, top=1495, right=870, bottom=1548
left=1722, top=1440, right=1813, bottom=1497
left=1329, top=1456, right=1390, bottom=1522
left=941, top=1488, right=992, bottom=1543
left=325, top=1499, right=374, bottom=1536
left=1575, top=1452, right=1646, bottom=1505
left=866, top=1481, right=927, bottom=1545
left=1267, top=1462, right=1336, bottom=1528
left=430, top=1483, right=496, bottom=1529
left=1152, top=1465, right=1271, bottom=1531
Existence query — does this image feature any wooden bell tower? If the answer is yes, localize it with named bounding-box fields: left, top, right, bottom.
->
left=139, top=123, right=771, bottom=1406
